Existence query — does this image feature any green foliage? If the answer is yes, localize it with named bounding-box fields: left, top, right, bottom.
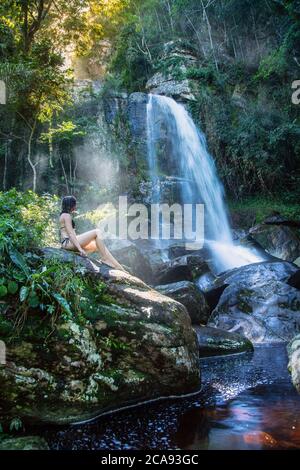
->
left=0, top=190, right=111, bottom=330
left=229, top=196, right=300, bottom=225
left=109, top=22, right=152, bottom=92
left=9, top=418, right=23, bottom=433
left=0, top=189, right=58, bottom=254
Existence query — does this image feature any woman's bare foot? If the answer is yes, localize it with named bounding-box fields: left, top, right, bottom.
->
left=100, top=258, right=127, bottom=272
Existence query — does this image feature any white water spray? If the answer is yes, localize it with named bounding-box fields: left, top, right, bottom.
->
left=146, top=94, right=262, bottom=273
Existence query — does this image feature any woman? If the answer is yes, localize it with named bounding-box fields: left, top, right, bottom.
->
left=59, top=195, right=125, bottom=271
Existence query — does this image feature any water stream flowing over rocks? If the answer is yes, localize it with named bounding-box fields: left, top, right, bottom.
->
left=145, top=94, right=263, bottom=274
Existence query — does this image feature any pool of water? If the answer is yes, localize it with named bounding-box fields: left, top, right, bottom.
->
left=45, top=344, right=300, bottom=450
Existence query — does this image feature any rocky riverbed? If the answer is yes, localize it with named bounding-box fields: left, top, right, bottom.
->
left=1, top=212, right=300, bottom=449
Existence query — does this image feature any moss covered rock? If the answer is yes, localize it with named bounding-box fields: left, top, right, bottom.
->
left=0, top=248, right=200, bottom=425
left=194, top=325, right=253, bottom=357
left=0, top=436, right=49, bottom=450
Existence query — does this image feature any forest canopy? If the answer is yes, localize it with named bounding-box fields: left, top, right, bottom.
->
left=0, top=0, right=299, bottom=201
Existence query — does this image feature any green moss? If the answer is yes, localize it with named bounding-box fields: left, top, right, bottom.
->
left=279, top=300, right=300, bottom=311
left=237, top=300, right=253, bottom=314
left=229, top=196, right=300, bottom=224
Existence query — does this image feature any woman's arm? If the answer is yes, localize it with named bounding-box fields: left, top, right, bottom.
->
left=63, top=214, right=86, bottom=255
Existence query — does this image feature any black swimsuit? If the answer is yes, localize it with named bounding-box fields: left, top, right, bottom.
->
left=61, top=237, right=70, bottom=247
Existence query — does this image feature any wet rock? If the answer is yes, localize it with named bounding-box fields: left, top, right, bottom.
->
left=168, top=243, right=194, bottom=259
left=156, top=281, right=210, bottom=324
left=0, top=436, right=49, bottom=450
left=105, top=238, right=153, bottom=283
left=208, top=261, right=300, bottom=343
left=288, top=269, right=300, bottom=289
left=249, top=222, right=300, bottom=262
left=155, top=253, right=209, bottom=285
left=135, top=243, right=170, bottom=278
left=196, top=272, right=224, bottom=312
left=138, top=177, right=190, bottom=205
left=0, top=248, right=200, bottom=425
left=263, top=213, right=300, bottom=228
left=127, top=92, right=148, bottom=140
left=103, top=92, right=128, bottom=125
left=287, top=334, right=300, bottom=393
left=240, top=235, right=280, bottom=262
left=194, top=326, right=253, bottom=357
left=294, top=257, right=300, bottom=268
left=232, top=229, right=248, bottom=241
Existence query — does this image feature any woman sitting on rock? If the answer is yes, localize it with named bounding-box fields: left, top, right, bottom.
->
left=59, top=195, right=125, bottom=271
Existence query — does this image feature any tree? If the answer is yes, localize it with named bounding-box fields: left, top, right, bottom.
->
left=0, top=39, right=72, bottom=191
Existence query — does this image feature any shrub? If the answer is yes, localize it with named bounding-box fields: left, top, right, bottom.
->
left=0, top=190, right=108, bottom=330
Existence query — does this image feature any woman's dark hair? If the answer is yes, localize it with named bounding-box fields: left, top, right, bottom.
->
left=61, top=195, right=77, bottom=214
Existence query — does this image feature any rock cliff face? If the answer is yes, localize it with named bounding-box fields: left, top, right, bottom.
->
left=97, top=41, right=203, bottom=188
left=0, top=249, right=200, bottom=425
left=146, top=40, right=198, bottom=101
left=102, top=91, right=149, bottom=178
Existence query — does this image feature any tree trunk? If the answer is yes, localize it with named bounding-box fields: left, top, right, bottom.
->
left=58, top=148, right=70, bottom=193
left=165, top=0, right=174, bottom=32
left=2, top=139, right=9, bottom=190
left=201, top=0, right=219, bottom=71
left=27, top=120, right=37, bottom=192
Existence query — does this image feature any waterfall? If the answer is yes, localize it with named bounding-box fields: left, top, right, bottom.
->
left=146, top=94, right=262, bottom=273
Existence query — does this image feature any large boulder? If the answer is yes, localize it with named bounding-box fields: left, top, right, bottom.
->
left=105, top=238, right=153, bottom=283
left=156, top=281, right=210, bottom=324
left=287, top=334, right=300, bottom=393
left=154, top=253, right=209, bottom=285
left=249, top=220, right=300, bottom=262
left=0, top=248, right=200, bottom=425
left=194, top=326, right=253, bottom=357
left=208, top=261, right=300, bottom=343
left=133, top=239, right=206, bottom=282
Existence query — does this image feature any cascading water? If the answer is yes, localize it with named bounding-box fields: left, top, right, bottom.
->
left=146, top=94, right=263, bottom=273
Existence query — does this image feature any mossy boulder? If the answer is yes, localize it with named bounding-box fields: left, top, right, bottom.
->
left=154, top=253, right=209, bottom=285
left=194, top=325, right=253, bottom=357
left=0, top=436, right=49, bottom=450
left=0, top=248, right=200, bottom=425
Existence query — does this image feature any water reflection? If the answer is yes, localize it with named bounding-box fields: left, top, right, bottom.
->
left=45, top=344, right=300, bottom=450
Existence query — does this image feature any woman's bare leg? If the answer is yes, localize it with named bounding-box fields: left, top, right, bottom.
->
left=65, top=230, right=125, bottom=271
